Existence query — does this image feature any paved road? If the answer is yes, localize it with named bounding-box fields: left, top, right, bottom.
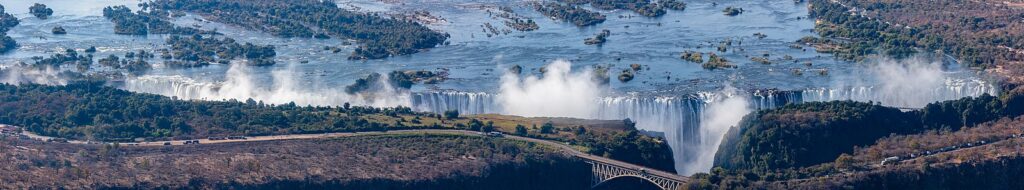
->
left=19, top=129, right=689, bottom=182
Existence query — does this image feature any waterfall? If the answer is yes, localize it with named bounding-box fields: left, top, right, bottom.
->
left=116, top=73, right=998, bottom=175
left=120, top=69, right=414, bottom=108
left=405, top=79, right=997, bottom=175
left=122, top=75, right=221, bottom=100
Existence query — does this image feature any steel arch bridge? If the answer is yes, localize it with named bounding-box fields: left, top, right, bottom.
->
left=587, top=160, right=687, bottom=190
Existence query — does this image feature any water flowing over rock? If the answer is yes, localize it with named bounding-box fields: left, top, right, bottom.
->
left=406, top=80, right=997, bottom=174
left=116, top=62, right=998, bottom=175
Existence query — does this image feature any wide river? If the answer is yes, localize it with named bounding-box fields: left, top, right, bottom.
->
left=0, top=0, right=1001, bottom=175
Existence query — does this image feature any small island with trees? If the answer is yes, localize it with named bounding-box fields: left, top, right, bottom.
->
left=51, top=26, right=66, bottom=34
left=584, top=29, right=611, bottom=45
left=146, top=0, right=449, bottom=60
left=29, top=3, right=53, bottom=19
left=0, top=4, right=19, bottom=53
left=534, top=2, right=606, bottom=27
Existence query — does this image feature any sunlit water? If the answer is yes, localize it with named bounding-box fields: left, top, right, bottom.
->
left=0, top=0, right=1001, bottom=175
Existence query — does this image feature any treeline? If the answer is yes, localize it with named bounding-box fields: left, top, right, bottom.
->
left=101, top=6, right=212, bottom=35
left=30, top=48, right=93, bottom=71
left=343, top=70, right=446, bottom=94
left=714, top=91, right=1023, bottom=175
left=534, top=2, right=607, bottom=27
left=0, top=4, right=19, bottom=53
left=147, top=0, right=449, bottom=60
left=98, top=50, right=154, bottom=74
left=164, top=35, right=277, bottom=67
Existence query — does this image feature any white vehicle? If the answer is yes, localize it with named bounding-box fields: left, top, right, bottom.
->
left=880, top=156, right=901, bottom=166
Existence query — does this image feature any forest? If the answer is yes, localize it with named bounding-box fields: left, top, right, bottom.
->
left=689, top=116, right=1024, bottom=190
left=0, top=134, right=592, bottom=189
left=559, top=0, right=687, bottom=17
left=164, top=35, right=277, bottom=67
left=146, top=0, right=449, bottom=60
left=533, top=2, right=607, bottom=27
left=101, top=6, right=211, bottom=36
left=711, top=89, right=1023, bottom=181
left=30, top=48, right=93, bottom=71
left=809, top=0, right=1024, bottom=76
left=806, top=0, right=918, bottom=60
left=98, top=51, right=154, bottom=75
left=0, top=83, right=675, bottom=172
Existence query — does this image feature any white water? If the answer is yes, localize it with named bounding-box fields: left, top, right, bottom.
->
left=117, top=59, right=998, bottom=175
left=0, top=65, right=68, bottom=85
left=124, top=63, right=412, bottom=107
left=497, top=60, right=606, bottom=118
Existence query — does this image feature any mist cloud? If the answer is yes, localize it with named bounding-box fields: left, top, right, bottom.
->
left=497, top=60, right=607, bottom=118
left=680, top=85, right=751, bottom=175
left=124, top=62, right=412, bottom=107
left=0, top=65, right=69, bottom=85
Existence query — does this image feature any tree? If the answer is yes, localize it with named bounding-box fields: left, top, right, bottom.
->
left=29, top=3, right=53, bottom=19
left=515, top=124, right=528, bottom=136
left=575, top=126, right=587, bottom=135
left=469, top=119, right=483, bottom=131
left=835, top=153, right=854, bottom=171
left=540, top=122, right=555, bottom=134
left=444, top=110, right=460, bottom=120
left=482, top=121, right=495, bottom=132
left=623, top=118, right=636, bottom=129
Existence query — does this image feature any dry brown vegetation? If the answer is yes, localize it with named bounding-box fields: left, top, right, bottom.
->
left=853, top=116, right=1024, bottom=164
left=833, top=0, right=1024, bottom=84
left=0, top=134, right=590, bottom=189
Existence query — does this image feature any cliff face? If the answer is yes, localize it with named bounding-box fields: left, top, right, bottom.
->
left=714, top=93, right=1022, bottom=174
left=0, top=134, right=590, bottom=189
left=713, top=101, right=916, bottom=173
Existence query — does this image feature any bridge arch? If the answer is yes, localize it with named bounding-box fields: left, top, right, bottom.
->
left=586, top=160, right=685, bottom=190
left=592, top=174, right=665, bottom=190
